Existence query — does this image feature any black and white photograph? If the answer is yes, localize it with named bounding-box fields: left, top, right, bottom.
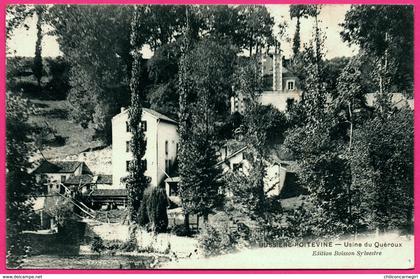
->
left=5, top=4, right=414, bottom=269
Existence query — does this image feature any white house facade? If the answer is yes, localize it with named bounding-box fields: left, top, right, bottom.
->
left=231, top=51, right=302, bottom=114
left=112, top=107, right=179, bottom=189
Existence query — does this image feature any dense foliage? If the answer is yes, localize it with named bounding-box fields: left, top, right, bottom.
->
left=341, top=5, right=414, bottom=93
left=124, top=7, right=150, bottom=221
left=138, top=187, right=169, bottom=233
left=6, top=5, right=414, bottom=253
left=6, top=94, right=39, bottom=268
left=177, top=9, right=225, bottom=225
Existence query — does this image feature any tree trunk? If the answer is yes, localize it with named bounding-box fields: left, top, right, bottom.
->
left=184, top=212, right=190, bottom=232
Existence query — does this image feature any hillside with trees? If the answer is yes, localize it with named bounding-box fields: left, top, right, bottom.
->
left=5, top=4, right=414, bottom=268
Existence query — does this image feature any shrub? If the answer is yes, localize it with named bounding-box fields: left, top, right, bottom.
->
left=120, top=225, right=138, bottom=252
left=138, top=186, right=169, bottom=233
left=171, top=224, right=191, bottom=237
left=103, top=239, right=124, bottom=251
left=119, top=239, right=137, bottom=252
left=137, top=201, right=149, bottom=227
left=198, top=223, right=238, bottom=257
left=45, top=57, right=70, bottom=100
left=90, top=236, right=105, bottom=254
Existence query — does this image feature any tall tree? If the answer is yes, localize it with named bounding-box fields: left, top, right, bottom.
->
left=32, top=5, right=45, bottom=88
left=6, top=5, right=34, bottom=41
left=146, top=41, right=181, bottom=119
left=177, top=8, right=225, bottom=225
left=284, top=25, right=356, bottom=237
left=289, top=5, right=308, bottom=56
left=6, top=93, right=39, bottom=268
left=237, top=5, right=274, bottom=56
left=200, top=5, right=244, bottom=48
left=137, top=5, right=186, bottom=51
left=341, top=5, right=414, bottom=93
left=124, top=6, right=150, bottom=221
left=350, top=107, right=413, bottom=232
left=228, top=58, right=268, bottom=222
left=47, top=5, right=134, bottom=143
left=177, top=6, right=194, bottom=230
left=289, top=5, right=320, bottom=57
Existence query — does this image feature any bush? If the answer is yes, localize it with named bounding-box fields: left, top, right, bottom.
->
left=138, top=186, right=168, bottom=233
left=198, top=223, right=238, bottom=257
left=44, top=57, right=70, bottom=100
left=90, top=236, right=105, bottom=254
left=103, top=239, right=123, bottom=251
left=119, top=238, right=137, bottom=252
left=137, top=201, right=149, bottom=227
left=171, top=224, right=191, bottom=237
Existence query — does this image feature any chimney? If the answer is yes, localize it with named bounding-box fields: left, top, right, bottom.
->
left=272, top=52, right=283, bottom=92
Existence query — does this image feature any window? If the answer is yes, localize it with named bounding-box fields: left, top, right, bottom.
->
left=141, top=121, right=147, bottom=132
left=126, top=141, right=130, bottom=152
left=126, top=161, right=130, bottom=172
left=287, top=81, right=295, bottom=91
left=165, top=159, right=171, bottom=173
left=165, top=140, right=169, bottom=155
left=142, top=159, right=147, bottom=171
left=169, top=183, right=179, bottom=197
left=61, top=175, right=66, bottom=183
left=126, top=121, right=130, bottom=132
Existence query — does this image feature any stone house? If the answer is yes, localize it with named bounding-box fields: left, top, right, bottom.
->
left=33, top=160, right=92, bottom=194
left=111, top=107, right=179, bottom=190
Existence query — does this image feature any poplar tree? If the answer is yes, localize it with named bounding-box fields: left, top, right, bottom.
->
left=177, top=7, right=225, bottom=226
left=177, top=6, right=194, bottom=229
left=125, top=7, right=150, bottom=221
left=285, top=28, right=354, bottom=237
left=228, top=58, right=268, bottom=222
left=33, top=5, right=45, bottom=88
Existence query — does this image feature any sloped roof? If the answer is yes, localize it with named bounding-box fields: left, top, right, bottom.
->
left=97, top=175, right=112, bottom=184
left=216, top=146, right=248, bottom=166
left=91, top=189, right=127, bottom=197
left=64, top=174, right=92, bottom=185
left=115, top=107, right=177, bottom=125
left=33, top=160, right=82, bottom=174
left=64, top=174, right=112, bottom=185
left=143, top=108, right=177, bottom=124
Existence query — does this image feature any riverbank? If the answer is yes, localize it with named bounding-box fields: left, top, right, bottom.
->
left=160, top=233, right=414, bottom=269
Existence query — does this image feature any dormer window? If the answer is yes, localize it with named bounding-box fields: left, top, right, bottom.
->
left=287, top=80, right=295, bottom=91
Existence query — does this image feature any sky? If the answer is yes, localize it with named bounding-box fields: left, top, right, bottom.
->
left=7, top=4, right=358, bottom=60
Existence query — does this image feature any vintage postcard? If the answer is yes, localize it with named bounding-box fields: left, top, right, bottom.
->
left=4, top=3, right=415, bottom=270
